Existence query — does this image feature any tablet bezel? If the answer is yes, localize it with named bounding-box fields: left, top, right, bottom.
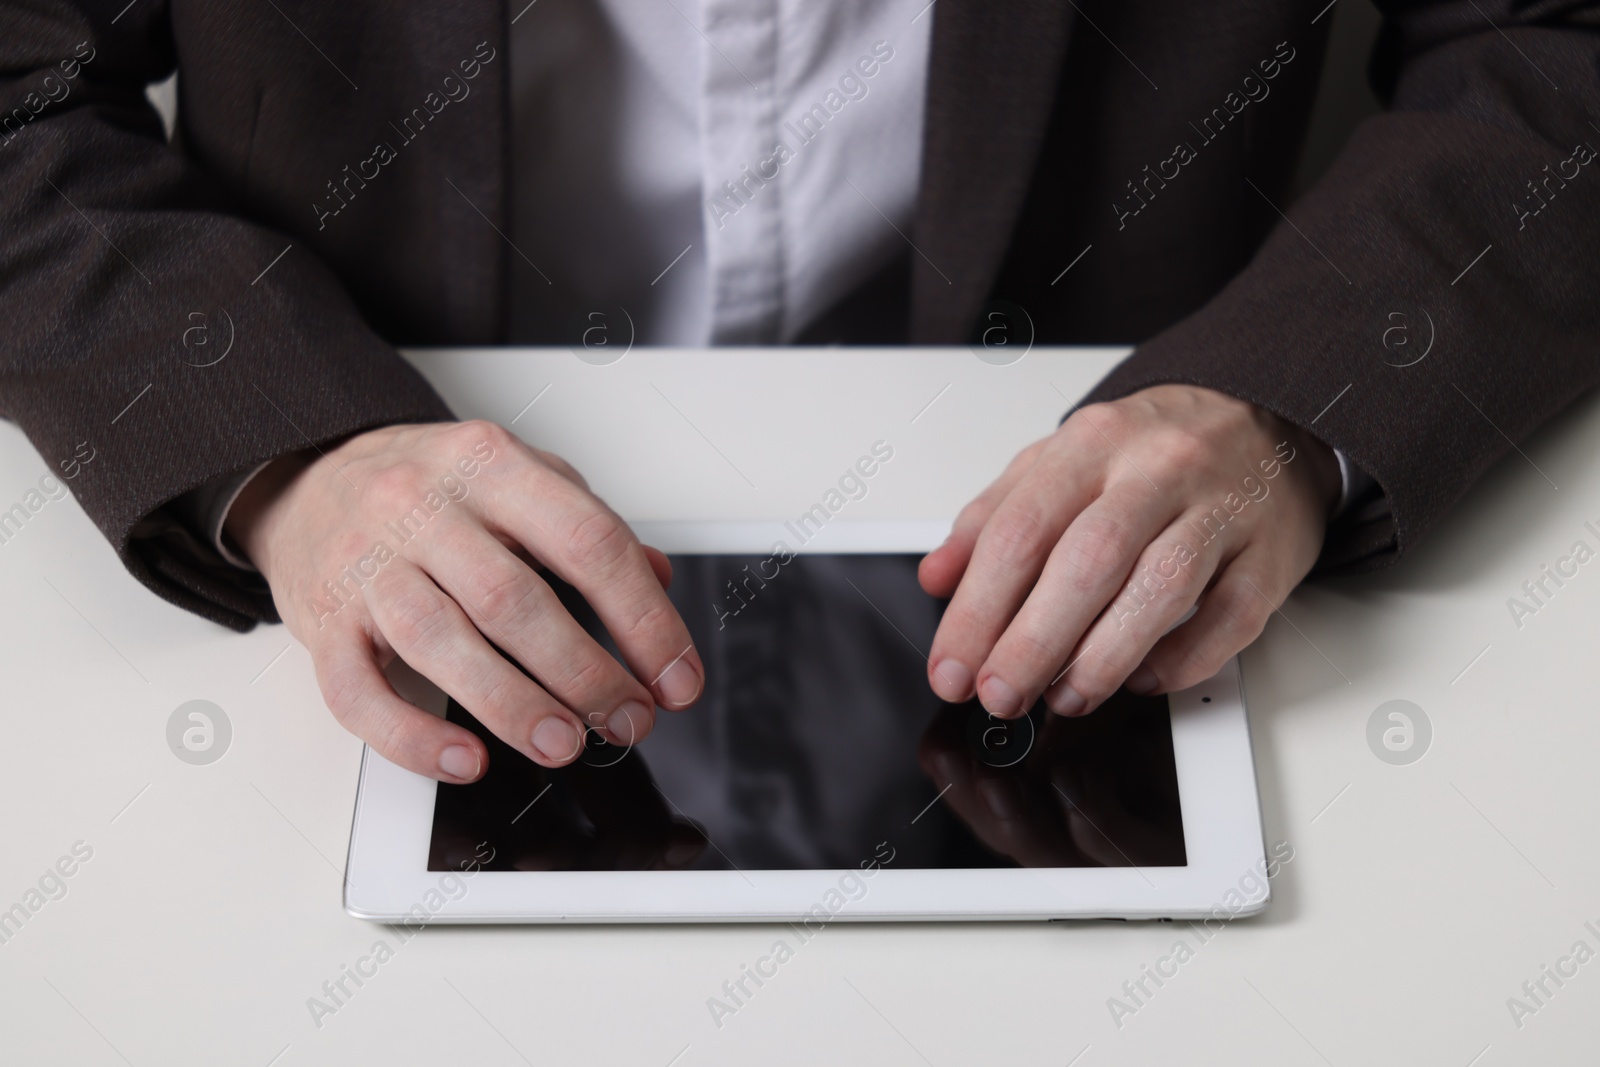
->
left=344, top=520, right=1269, bottom=923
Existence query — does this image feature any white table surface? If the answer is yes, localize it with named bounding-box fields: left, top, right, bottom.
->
left=2, top=347, right=1597, bottom=1066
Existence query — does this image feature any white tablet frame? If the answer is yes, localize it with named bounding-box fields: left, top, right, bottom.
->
left=345, top=520, right=1270, bottom=923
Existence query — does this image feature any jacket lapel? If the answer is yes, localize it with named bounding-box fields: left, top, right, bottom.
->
left=910, top=0, right=1075, bottom=342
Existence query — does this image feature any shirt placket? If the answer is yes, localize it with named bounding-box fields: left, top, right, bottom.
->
left=698, top=0, right=784, bottom=344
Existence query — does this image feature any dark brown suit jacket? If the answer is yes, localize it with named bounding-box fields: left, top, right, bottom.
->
left=2, top=1, right=1597, bottom=631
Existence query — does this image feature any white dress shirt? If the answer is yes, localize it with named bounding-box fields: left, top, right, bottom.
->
left=508, top=0, right=933, bottom=345
left=500, top=0, right=1368, bottom=512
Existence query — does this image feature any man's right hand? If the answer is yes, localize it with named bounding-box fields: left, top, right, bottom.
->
left=225, top=420, right=704, bottom=783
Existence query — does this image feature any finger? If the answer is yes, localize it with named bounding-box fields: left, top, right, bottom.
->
left=918, top=440, right=1042, bottom=599
left=312, top=629, right=489, bottom=783
left=1042, top=509, right=1230, bottom=715
left=499, top=534, right=679, bottom=593
left=926, top=445, right=1103, bottom=703
left=528, top=445, right=589, bottom=491
left=474, top=430, right=704, bottom=710
left=366, top=558, right=587, bottom=768
left=975, top=483, right=1174, bottom=717
left=1129, top=550, right=1282, bottom=694
left=643, top=545, right=673, bottom=589
left=416, top=520, right=656, bottom=746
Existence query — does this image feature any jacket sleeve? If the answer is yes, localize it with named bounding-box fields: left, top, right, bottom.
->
left=1079, top=0, right=1600, bottom=574
left=0, top=3, right=456, bottom=631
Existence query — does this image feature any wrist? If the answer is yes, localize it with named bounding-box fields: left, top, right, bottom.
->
left=1278, top=420, right=1342, bottom=519
left=223, top=448, right=320, bottom=576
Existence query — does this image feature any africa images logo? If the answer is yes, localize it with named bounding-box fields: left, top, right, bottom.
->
left=167, top=700, right=232, bottom=766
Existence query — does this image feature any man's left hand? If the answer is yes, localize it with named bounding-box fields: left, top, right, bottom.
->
left=918, top=384, right=1342, bottom=717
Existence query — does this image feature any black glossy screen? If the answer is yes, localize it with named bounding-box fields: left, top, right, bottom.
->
left=428, top=555, right=1186, bottom=872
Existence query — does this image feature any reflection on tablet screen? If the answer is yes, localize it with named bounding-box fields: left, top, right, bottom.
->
left=429, top=554, right=1185, bottom=872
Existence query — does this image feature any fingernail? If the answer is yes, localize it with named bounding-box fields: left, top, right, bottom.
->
left=438, top=745, right=480, bottom=781
left=532, top=717, right=583, bottom=763
left=655, top=652, right=703, bottom=709
left=931, top=658, right=974, bottom=702
left=979, top=675, right=1026, bottom=717
left=1047, top=685, right=1087, bottom=716
left=604, top=701, right=652, bottom=745
left=1125, top=667, right=1159, bottom=695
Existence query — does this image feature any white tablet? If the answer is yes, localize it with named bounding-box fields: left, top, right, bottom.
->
left=345, top=521, right=1273, bottom=924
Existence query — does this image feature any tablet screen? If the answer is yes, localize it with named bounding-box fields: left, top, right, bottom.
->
left=428, top=554, right=1186, bottom=872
